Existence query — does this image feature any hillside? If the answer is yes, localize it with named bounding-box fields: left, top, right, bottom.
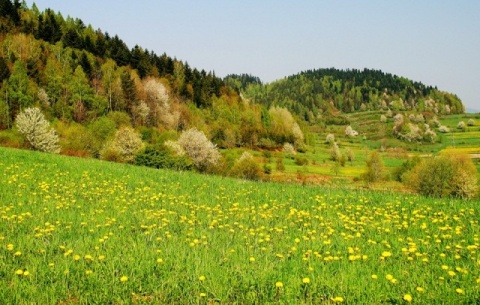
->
left=234, top=68, right=464, bottom=124
left=0, top=1, right=477, bottom=195
left=1, top=146, right=479, bottom=304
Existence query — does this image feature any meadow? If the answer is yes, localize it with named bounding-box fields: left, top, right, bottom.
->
left=0, top=147, right=479, bottom=304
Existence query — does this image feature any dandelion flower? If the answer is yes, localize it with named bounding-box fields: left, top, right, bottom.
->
left=200, top=293, right=207, bottom=297
left=331, top=296, right=344, bottom=302
left=403, top=294, right=413, bottom=302
left=7, top=244, right=14, bottom=251
left=15, top=269, right=23, bottom=275
left=249, top=257, right=255, bottom=262
left=302, top=277, right=310, bottom=284
left=371, top=274, right=378, bottom=279
left=157, top=258, right=163, bottom=264
left=199, top=275, right=206, bottom=281
left=381, top=251, right=392, bottom=258
left=14, top=251, right=21, bottom=256
left=86, top=270, right=93, bottom=275
left=416, top=287, right=425, bottom=292
left=456, top=288, right=464, bottom=294
left=275, top=281, right=283, bottom=288
left=386, top=274, right=394, bottom=281
left=120, top=276, right=128, bottom=282
left=23, top=271, right=30, bottom=276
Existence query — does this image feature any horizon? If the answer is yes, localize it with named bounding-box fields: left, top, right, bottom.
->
left=27, top=1, right=480, bottom=111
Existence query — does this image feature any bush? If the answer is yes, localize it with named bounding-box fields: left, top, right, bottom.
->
left=283, top=143, right=296, bottom=155
left=406, top=155, right=478, bottom=199
left=363, top=151, right=385, bottom=183
left=15, top=107, right=60, bottom=153
left=135, top=146, right=192, bottom=170
left=230, top=152, right=263, bottom=180
left=467, top=119, right=475, bottom=126
left=294, top=156, right=308, bottom=166
left=101, top=127, right=144, bottom=163
left=392, top=156, right=421, bottom=182
left=457, top=121, right=466, bottom=131
left=276, top=158, right=285, bottom=172
left=325, top=133, right=335, bottom=144
left=175, top=128, right=221, bottom=172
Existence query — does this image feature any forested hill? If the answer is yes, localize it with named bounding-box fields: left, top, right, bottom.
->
left=234, top=68, right=464, bottom=123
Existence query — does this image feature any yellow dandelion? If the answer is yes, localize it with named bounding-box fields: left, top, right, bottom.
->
left=386, top=274, right=394, bottom=281
left=15, top=269, right=23, bottom=275
left=455, top=288, right=464, bottom=294
left=331, top=296, right=344, bottom=303
left=7, top=244, right=14, bottom=251
left=200, top=293, right=207, bottom=297
left=371, top=274, right=378, bottom=279
left=157, top=258, right=163, bottom=263
left=476, top=278, right=480, bottom=284
left=23, top=270, right=30, bottom=276
left=416, top=287, right=425, bottom=292
left=199, top=275, right=206, bottom=281
left=14, top=251, right=22, bottom=256
left=302, top=277, right=310, bottom=284
left=403, top=294, right=413, bottom=302
left=275, top=281, right=283, bottom=288
left=249, top=257, right=255, bottom=262
left=86, top=270, right=93, bottom=275
left=381, top=251, right=392, bottom=258
left=120, top=276, right=128, bottom=282
left=73, top=255, right=80, bottom=261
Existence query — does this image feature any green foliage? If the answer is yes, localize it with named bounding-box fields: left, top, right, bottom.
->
left=294, top=156, right=309, bottom=166
left=406, top=155, right=478, bottom=199
left=363, top=151, right=385, bottom=183
left=135, top=146, right=192, bottom=170
left=392, top=156, right=421, bottom=182
left=230, top=152, right=263, bottom=180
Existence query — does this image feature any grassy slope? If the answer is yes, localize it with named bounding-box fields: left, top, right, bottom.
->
left=0, top=147, right=479, bottom=304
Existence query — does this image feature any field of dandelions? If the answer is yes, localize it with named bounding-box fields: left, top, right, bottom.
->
left=0, top=147, right=478, bottom=304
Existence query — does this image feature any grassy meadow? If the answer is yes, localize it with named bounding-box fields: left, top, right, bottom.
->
left=0, top=147, right=479, bottom=304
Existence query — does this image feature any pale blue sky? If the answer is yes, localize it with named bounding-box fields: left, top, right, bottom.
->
left=28, top=1, right=480, bottom=111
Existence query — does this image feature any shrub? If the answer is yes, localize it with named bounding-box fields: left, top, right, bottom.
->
left=363, top=151, right=385, bottom=183
left=135, top=146, right=192, bottom=170
left=457, top=121, right=466, bottom=130
left=175, top=128, right=221, bottom=171
left=276, top=158, right=285, bottom=172
left=230, top=152, right=263, bottom=180
left=325, top=133, right=335, bottom=144
left=392, top=156, right=421, bottom=182
left=294, top=156, right=308, bottom=166
left=467, top=119, right=475, bottom=126
left=101, top=127, right=144, bottom=163
left=380, top=115, right=387, bottom=123
left=283, top=142, right=296, bottom=155
left=406, top=155, right=478, bottom=199
left=330, top=143, right=341, bottom=161
left=345, top=125, right=358, bottom=137
left=438, top=125, right=450, bottom=133
left=15, top=107, right=60, bottom=153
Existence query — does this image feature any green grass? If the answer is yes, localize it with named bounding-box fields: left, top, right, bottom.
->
left=0, top=147, right=479, bottom=304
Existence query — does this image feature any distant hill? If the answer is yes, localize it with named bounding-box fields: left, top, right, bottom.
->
left=466, top=107, right=479, bottom=113
left=232, top=68, right=465, bottom=123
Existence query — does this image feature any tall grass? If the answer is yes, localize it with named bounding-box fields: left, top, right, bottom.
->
left=0, top=147, right=478, bottom=304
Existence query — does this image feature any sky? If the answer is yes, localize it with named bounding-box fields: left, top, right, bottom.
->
left=27, top=1, right=480, bottom=111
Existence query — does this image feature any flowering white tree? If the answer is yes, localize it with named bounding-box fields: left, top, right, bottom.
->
left=345, top=125, right=358, bottom=137
left=101, top=127, right=144, bottom=163
left=325, top=133, right=335, bottom=144
left=15, top=107, right=60, bottom=153
left=174, top=128, right=221, bottom=171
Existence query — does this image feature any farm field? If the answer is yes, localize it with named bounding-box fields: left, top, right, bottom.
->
left=0, top=147, right=479, bottom=304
